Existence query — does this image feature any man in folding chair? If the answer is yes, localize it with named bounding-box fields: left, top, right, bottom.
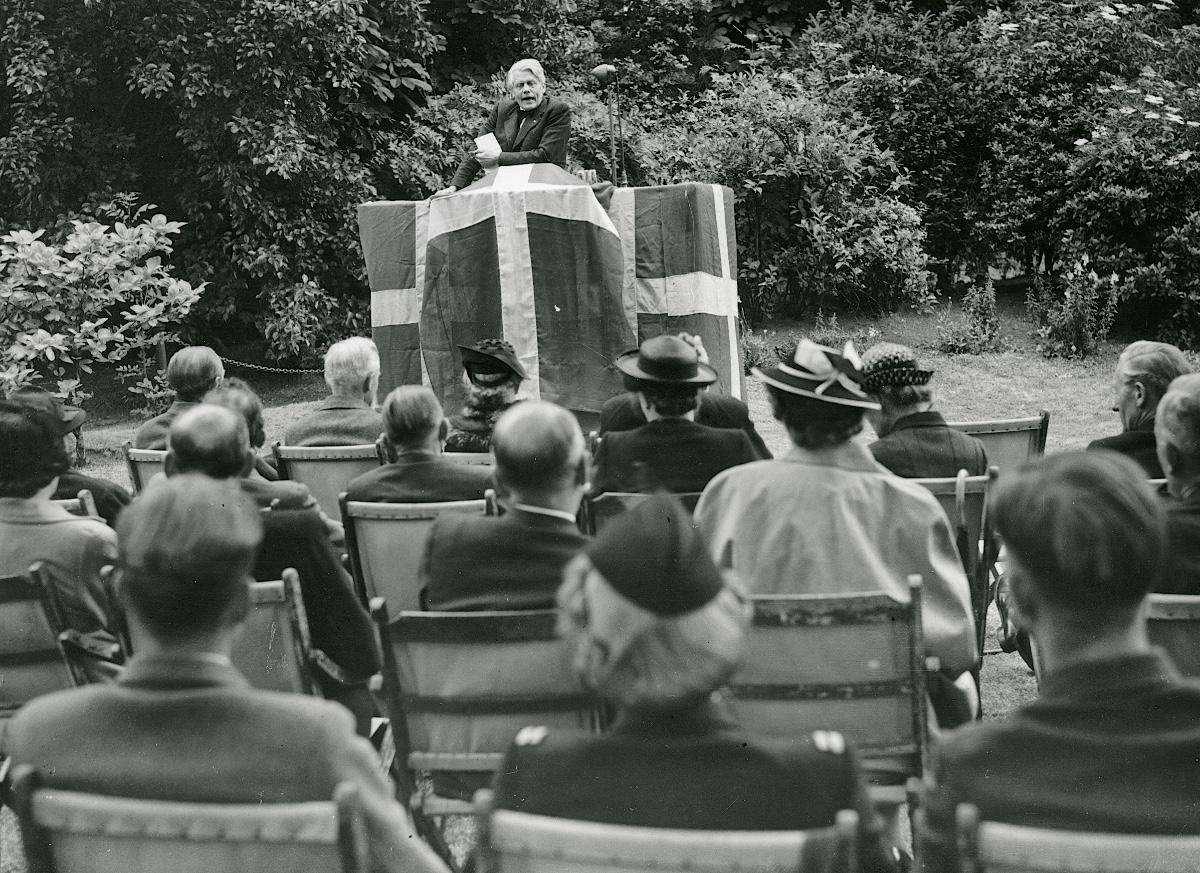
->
left=918, top=452, right=1200, bottom=873
left=284, top=336, right=385, bottom=447
left=132, top=345, right=225, bottom=449
left=3, top=474, right=447, bottom=873
left=492, top=494, right=896, bottom=873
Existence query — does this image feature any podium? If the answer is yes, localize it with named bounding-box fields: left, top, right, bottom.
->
left=359, top=164, right=743, bottom=419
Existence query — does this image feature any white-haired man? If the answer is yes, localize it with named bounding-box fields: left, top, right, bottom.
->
left=284, top=336, right=385, bottom=446
left=436, top=58, right=572, bottom=195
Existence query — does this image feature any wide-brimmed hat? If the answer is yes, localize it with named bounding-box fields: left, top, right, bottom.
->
left=458, top=339, right=527, bottom=380
left=860, top=342, right=934, bottom=391
left=614, top=335, right=717, bottom=386
left=753, top=338, right=879, bottom=409
left=9, top=387, right=86, bottom=436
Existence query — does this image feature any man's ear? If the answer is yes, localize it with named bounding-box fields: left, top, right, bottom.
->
left=1134, top=381, right=1148, bottom=409
left=1165, top=442, right=1188, bottom=480
left=164, top=450, right=179, bottom=477
left=438, top=417, right=450, bottom=444
left=574, top=452, right=589, bottom=486
left=240, top=448, right=256, bottom=478
left=1008, top=570, right=1039, bottom=630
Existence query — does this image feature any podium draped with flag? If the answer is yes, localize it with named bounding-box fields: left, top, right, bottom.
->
left=359, top=164, right=744, bottom=418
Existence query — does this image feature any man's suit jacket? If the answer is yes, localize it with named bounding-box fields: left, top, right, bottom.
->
left=283, top=396, right=385, bottom=447
left=1088, top=421, right=1163, bottom=477
left=420, top=508, right=586, bottom=611
left=869, top=411, right=989, bottom=478
left=593, top=418, right=759, bottom=494
left=493, top=699, right=894, bottom=873
left=450, top=97, right=572, bottom=189
left=346, top=451, right=492, bottom=503
left=4, top=653, right=389, bottom=804
left=132, top=401, right=197, bottom=450
left=599, top=392, right=772, bottom=459
left=1160, top=493, right=1200, bottom=595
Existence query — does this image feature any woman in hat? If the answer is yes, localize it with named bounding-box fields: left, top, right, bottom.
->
left=490, top=494, right=895, bottom=872
left=859, top=342, right=988, bottom=478
left=445, top=339, right=527, bottom=453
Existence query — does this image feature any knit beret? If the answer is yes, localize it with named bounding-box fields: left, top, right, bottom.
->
left=859, top=342, right=934, bottom=391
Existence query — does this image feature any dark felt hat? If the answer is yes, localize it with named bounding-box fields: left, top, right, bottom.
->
left=458, top=339, right=527, bottom=380
left=753, top=338, right=879, bottom=410
left=585, top=493, right=724, bottom=617
left=9, top=387, right=87, bottom=436
left=615, top=335, right=718, bottom=386
left=860, top=343, right=934, bottom=391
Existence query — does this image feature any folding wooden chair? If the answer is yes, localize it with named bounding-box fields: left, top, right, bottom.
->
left=442, top=452, right=493, bottom=466
left=272, top=442, right=382, bottom=519
left=726, top=576, right=930, bottom=805
left=230, top=571, right=348, bottom=695
left=340, top=496, right=489, bottom=610
left=913, top=467, right=999, bottom=657
left=123, top=442, right=166, bottom=494
left=0, top=564, right=89, bottom=736
left=474, top=788, right=860, bottom=873
left=9, top=765, right=370, bottom=873
left=370, top=602, right=600, bottom=865
left=50, top=490, right=100, bottom=520
left=947, top=410, right=1050, bottom=476
left=953, top=802, right=1200, bottom=873
left=1147, top=593, right=1200, bottom=678
left=582, top=491, right=703, bottom=535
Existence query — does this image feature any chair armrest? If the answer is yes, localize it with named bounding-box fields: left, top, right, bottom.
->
left=309, top=647, right=351, bottom=685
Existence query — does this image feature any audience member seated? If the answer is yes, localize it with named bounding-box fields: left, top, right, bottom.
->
left=918, top=451, right=1200, bottom=873
left=591, top=336, right=759, bottom=494
left=599, top=332, right=771, bottom=459
left=0, top=400, right=116, bottom=636
left=3, top=474, right=439, bottom=873
left=694, top=339, right=978, bottom=728
left=347, top=386, right=492, bottom=503
left=284, top=337, right=385, bottom=446
left=201, top=384, right=344, bottom=542
left=132, top=345, right=224, bottom=449
left=419, top=400, right=587, bottom=611
left=11, top=387, right=131, bottom=525
left=860, top=343, right=988, bottom=478
left=444, top=339, right=526, bottom=453
left=1088, top=340, right=1192, bottom=477
left=1153, top=373, right=1200, bottom=594
left=492, top=494, right=895, bottom=873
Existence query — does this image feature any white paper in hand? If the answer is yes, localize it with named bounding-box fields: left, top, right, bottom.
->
left=475, top=132, right=501, bottom=152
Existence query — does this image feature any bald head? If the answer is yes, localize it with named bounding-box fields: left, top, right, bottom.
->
left=166, top=404, right=253, bottom=480
left=492, top=401, right=586, bottom=504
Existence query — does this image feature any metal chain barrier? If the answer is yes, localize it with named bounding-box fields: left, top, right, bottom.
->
left=222, top=357, right=324, bottom=374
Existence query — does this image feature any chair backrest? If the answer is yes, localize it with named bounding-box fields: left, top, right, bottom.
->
left=954, top=803, right=1200, bottom=873
left=123, top=442, right=167, bottom=494
left=341, top=497, right=488, bottom=611
left=0, top=564, right=84, bottom=724
left=229, top=572, right=321, bottom=696
left=10, top=766, right=369, bottom=873
left=371, top=603, right=598, bottom=779
left=442, top=452, right=493, bottom=466
left=273, top=443, right=382, bottom=518
left=584, top=491, right=703, bottom=535
left=1147, top=593, right=1200, bottom=678
left=726, top=577, right=929, bottom=782
left=51, top=490, right=101, bottom=520
left=477, top=789, right=859, bottom=873
left=947, top=410, right=1050, bottom=475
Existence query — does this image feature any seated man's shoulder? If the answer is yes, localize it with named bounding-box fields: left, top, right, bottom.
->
left=131, top=414, right=169, bottom=449
left=698, top=392, right=752, bottom=424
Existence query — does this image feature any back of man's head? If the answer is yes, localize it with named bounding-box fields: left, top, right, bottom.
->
left=382, top=386, right=443, bottom=449
left=1156, top=374, right=1200, bottom=486
left=324, top=337, right=380, bottom=397
left=116, top=474, right=262, bottom=641
left=204, top=377, right=267, bottom=449
left=991, top=452, right=1163, bottom=623
left=492, top=401, right=585, bottom=501
left=166, top=346, right=224, bottom=402
left=167, top=404, right=252, bottom=479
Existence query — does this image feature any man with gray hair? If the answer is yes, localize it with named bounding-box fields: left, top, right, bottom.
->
left=1154, top=373, right=1200, bottom=593
left=436, top=58, right=572, bottom=195
left=1089, top=340, right=1192, bottom=477
left=284, top=336, right=384, bottom=446
left=418, top=399, right=588, bottom=612
left=346, top=386, right=492, bottom=503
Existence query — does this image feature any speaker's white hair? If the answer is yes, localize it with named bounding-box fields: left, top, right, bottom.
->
left=506, top=58, right=545, bottom=90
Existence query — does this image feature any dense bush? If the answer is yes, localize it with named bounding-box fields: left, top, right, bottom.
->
left=937, top=277, right=1012, bottom=354
left=1027, top=259, right=1119, bottom=358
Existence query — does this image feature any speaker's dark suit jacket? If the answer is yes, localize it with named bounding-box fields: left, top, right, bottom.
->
left=593, top=418, right=759, bottom=494
left=492, top=699, right=894, bottom=873
left=3, top=652, right=390, bottom=804
left=419, top=507, right=586, bottom=611
left=599, top=392, right=771, bottom=459
left=346, top=451, right=492, bottom=504
left=450, top=96, right=572, bottom=189
left=869, top=411, right=989, bottom=479
left=1087, top=421, right=1163, bottom=477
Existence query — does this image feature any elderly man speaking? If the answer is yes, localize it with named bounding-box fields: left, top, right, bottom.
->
left=435, top=58, right=572, bottom=196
